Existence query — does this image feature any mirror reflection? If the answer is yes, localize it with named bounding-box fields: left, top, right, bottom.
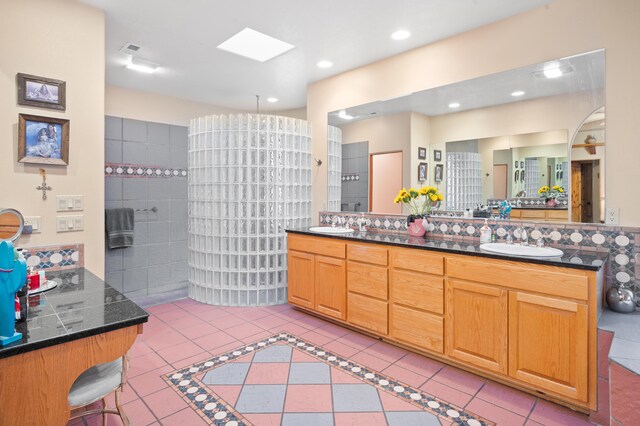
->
left=327, top=49, right=604, bottom=223
left=0, top=209, right=24, bottom=242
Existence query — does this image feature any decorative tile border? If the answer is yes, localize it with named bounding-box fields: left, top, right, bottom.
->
left=165, top=332, right=494, bottom=426
left=105, top=162, right=188, bottom=178
left=320, top=211, right=639, bottom=298
left=486, top=197, right=569, bottom=208
left=21, top=243, right=84, bottom=272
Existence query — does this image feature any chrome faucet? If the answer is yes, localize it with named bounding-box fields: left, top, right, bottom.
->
left=517, top=226, right=529, bottom=246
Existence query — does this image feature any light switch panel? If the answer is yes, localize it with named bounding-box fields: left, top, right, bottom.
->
left=56, top=215, right=84, bottom=232
left=56, top=195, right=84, bottom=212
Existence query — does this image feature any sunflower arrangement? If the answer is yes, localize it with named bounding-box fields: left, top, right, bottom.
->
left=538, top=185, right=565, bottom=200
left=393, top=186, right=443, bottom=215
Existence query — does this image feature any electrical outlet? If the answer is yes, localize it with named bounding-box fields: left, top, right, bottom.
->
left=606, top=207, right=619, bottom=225
left=23, top=216, right=42, bottom=233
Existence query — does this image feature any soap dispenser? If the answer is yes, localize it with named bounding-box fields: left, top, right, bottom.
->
left=480, top=219, right=492, bottom=243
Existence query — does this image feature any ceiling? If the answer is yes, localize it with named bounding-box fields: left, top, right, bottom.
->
left=80, top=0, right=553, bottom=111
left=328, top=49, right=604, bottom=125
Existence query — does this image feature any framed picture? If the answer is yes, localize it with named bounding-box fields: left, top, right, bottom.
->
left=520, top=161, right=524, bottom=169
left=418, top=162, right=427, bottom=182
left=434, top=150, right=442, bottom=162
left=515, top=161, right=519, bottom=169
left=17, top=73, right=66, bottom=111
left=515, top=170, right=520, bottom=182
left=434, top=164, right=443, bottom=183
left=18, top=114, right=69, bottom=165
left=418, top=147, right=426, bottom=160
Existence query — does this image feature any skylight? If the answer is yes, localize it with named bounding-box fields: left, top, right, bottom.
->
left=217, top=28, right=295, bottom=62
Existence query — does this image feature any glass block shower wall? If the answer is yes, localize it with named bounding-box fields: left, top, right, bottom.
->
left=445, top=152, right=482, bottom=211
left=524, top=157, right=541, bottom=197
left=327, top=125, right=342, bottom=212
left=188, top=114, right=313, bottom=306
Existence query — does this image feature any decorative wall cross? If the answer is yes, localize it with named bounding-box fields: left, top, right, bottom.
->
left=36, top=168, right=52, bottom=200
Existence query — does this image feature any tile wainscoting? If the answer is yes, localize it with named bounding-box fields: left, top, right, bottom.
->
left=320, top=211, right=639, bottom=298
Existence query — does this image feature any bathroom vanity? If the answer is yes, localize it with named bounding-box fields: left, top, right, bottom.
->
left=286, top=229, right=606, bottom=412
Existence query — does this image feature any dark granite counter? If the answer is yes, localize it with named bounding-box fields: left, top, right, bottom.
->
left=286, top=228, right=608, bottom=271
left=0, top=268, right=148, bottom=359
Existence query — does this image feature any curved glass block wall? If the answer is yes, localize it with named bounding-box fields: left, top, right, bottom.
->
left=188, top=114, right=312, bottom=306
left=445, top=152, right=482, bottom=211
left=327, top=125, right=342, bottom=212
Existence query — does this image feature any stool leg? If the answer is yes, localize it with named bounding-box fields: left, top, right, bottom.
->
left=115, top=388, right=130, bottom=426
left=102, top=398, right=108, bottom=425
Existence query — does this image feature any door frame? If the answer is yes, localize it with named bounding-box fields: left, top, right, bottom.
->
left=369, top=150, right=403, bottom=212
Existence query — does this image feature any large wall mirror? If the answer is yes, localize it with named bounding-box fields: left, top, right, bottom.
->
left=326, top=49, right=605, bottom=224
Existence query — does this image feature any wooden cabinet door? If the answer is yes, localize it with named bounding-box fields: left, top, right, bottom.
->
left=314, top=256, right=346, bottom=320
left=348, top=292, right=388, bottom=335
left=287, top=250, right=315, bottom=309
left=446, top=279, right=508, bottom=374
left=391, top=304, right=443, bottom=353
left=509, top=291, right=588, bottom=402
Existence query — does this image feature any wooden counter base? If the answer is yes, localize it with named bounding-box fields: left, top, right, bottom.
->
left=0, top=325, right=142, bottom=426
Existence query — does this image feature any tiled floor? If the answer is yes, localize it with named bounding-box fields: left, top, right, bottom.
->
left=69, top=298, right=595, bottom=425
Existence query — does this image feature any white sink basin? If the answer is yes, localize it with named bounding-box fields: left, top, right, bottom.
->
left=309, top=226, right=354, bottom=234
left=480, top=242, right=563, bottom=257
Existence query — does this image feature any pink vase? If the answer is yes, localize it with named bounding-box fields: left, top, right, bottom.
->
left=545, top=198, right=558, bottom=208
left=408, top=218, right=426, bottom=237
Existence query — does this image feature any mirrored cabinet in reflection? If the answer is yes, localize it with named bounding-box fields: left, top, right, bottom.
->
left=326, top=49, right=605, bottom=224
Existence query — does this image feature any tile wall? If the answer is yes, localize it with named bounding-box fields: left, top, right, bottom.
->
left=341, top=141, right=368, bottom=212
left=104, top=116, right=189, bottom=298
left=319, top=211, right=639, bottom=298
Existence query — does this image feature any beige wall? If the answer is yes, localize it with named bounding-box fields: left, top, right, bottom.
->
left=0, top=0, right=105, bottom=275
left=308, top=0, right=640, bottom=226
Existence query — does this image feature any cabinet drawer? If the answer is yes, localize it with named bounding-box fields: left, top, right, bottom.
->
left=347, top=292, right=388, bottom=335
left=288, top=234, right=346, bottom=259
left=391, top=304, right=443, bottom=353
left=547, top=210, right=568, bottom=220
left=391, top=270, right=443, bottom=314
left=390, top=248, right=444, bottom=275
left=520, top=210, right=546, bottom=219
left=347, top=261, right=388, bottom=300
left=446, top=256, right=588, bottom=300
left=348, top=243, right=388, bottom=266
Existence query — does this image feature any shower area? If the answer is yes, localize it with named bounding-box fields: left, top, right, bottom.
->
left=188, top=114, right=312, bottom=306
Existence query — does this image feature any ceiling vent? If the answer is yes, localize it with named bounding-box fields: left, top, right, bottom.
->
left=119, top=42, right=142, bottom=55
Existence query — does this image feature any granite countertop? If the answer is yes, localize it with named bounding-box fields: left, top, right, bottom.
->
left=0, top=268, right=149, bottom=359
left=286, top=228, right=608, bottom=271
left=598, top=308, right=640, bottom=375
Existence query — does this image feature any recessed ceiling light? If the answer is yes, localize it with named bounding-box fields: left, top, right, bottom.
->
left=217, top=28, right=294, bottom=62
left=391, top=30, right=411, bottom=40
left=126, top=58, right=159, bottom=74
left=266, top=97, right=279, bottom=103
left=338, top=110, right=354, bottom=120
left=511, top=90, right=525, bottom=97
left=543, top=62, right=563, bottom=79
left=317, top=60, right=333, bottom=68
left=448, top=102, right=460, bottom=109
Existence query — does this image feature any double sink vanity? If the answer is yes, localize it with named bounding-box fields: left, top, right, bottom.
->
left=286, top=227, right=606, bottom=412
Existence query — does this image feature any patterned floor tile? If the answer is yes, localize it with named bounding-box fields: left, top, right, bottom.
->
left=332, top=383, right=383, bottom=412
left=385, top=411, right=442, bottom=426
left=281, top=412, right=334, bottom=426
left=288, top=362, right=331, bottom=384
left=235, top=384, right=287, bottom=413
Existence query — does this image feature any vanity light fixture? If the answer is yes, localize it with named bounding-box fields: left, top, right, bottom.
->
left=511, top=90, right=525, bottom=97
left=391, top=30, right=411, bottom=40
left=126, top=58, right=159, bottom=74
left=217, top=28, right=294, bottom=62
left=266, top=97, right=279, bottom=103
left=448, top=102, right=461, bottom=109
left=317, top=60, right=333, bottom=68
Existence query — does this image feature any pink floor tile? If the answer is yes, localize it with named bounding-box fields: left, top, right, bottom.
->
left=245, top=362, right=290, bottom=384
left=528, top=399, right=591, bottom=426
left=171, top=352, right=211, bottom=370
left=153, top=307, right=191, bottom=323
left=419, top=379, right=474, bottom=408
left=350, top=352, right=391, bottom=372
left=382, top=363, right=428, bottom=388
left=475, top=381, right=536, bottom=417
left=104, top=383, right=139, bottom=406
left=299, top=330, right=334, bottom=346
left=466, top=398, right=527, bottom=426
left=275, top=309, right=311, bottom=321
left=394, top=352, right=445, bottom=378
left=254, top=314, right=291, bottom=330
left=128, top=352, right=168, bottom=378
left=193, top=309, right=231, bottom=323
left=431, top=365, right=486, bottom=395
left=210, top=341, right=244, bottom=356
left=366, top=341, right=409, bottom=363
left=322, top=340, right=360, bottom=358
left=292, top=315, right=331, bottom=330
left=284, top=384, right=333, bottom=412
left=225, top=322, right=265, bottom=339
left=590, top=377, right=610, bottom=426
left=236, top=308, right=272, bottom=321
left=160, top=407, right=208, bottom=425
left=334, top=412, right=388, bottom=425
left=143, top=330, right=190, bottom=352
left=275, top=323, right=311, bottom=335
left=242, top=413, right=282, bottom=425
left=128, top=364, right=174, bottom=397
left=378, top=389, right=422, bottom=411
left=331, top=367, right=362, bottom=384
left=208, top=385, right=243, bottom=406
left=156, top=341, right=205, bottom=364
left=211, top=315, right=246, bottom=330
left=129, top=341, right=154, bottom=359
left=177, top=322, right=219, bottom=340
left=143, top=387, right=190, bottom=420
left=168, top=314, right=208, bottom=330
left=239, top=330, right=273, bottom=343
left=121, top=398, right=157, bottom=426
left=336, top=332, right=377, bottom=350
left=146, top=303, right=180, bottom=315
left=192, top=330, right=238, bottom=351
left=292, top=349, right=319, bottom=362
left=314, top=323, right=352, bottom=339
